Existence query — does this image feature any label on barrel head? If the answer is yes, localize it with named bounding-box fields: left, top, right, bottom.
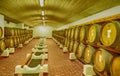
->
left=99, top=55, right=102, bottom=63
left=91, top=29, right=94, bottom=36
left=107, top=29, right=111, bottom=38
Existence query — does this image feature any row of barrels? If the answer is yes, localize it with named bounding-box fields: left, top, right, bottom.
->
left=0, top=35, right=32, bottom=55
left=52, top=20, right=120, bottom=76
left=4, top=27, right=33, bottom=37
left=64, top=21, right=120, bottom=51
left=52, top=29, right=65, bottom=38
left=66, top=39, right=119, bottom=76
left=52, top=34, right=65, bottom=45
left=0, top=27, right=3, bottom=38
left=0, top=27, right=33, bottom=55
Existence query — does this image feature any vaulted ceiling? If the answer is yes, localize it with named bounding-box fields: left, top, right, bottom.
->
left=0, top=0, right=120, bottom=28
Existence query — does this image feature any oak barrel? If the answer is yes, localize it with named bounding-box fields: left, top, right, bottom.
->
left=68, top=29, right=71, bottom=39
left=0, top=39, right=6, bottom=55
left=70, top=27, right=74, bottom=39
left=17, top=37, right=20, bottom=45
left=74, top=26, right=79, bottom=41
left=79, top=25, right=88, bottom=42
left=100, top=21, right=120, bottom=50
left=110, top=56, right=120, bottom=76
left=72, top=41, right=78, bottom=53
left=83, top=45, right=95, bottom=64
left=69, top=40, right=74, bottom=52
left=76, top=43, right=85, bottom=58
left=0, top=27, right=3, bottom=38
left=5, top=38, right=14, bottom=48
left=14, top=37, right=18, bottom=47
left=17, top=29, right=20, bottom=35
left=14, top=28, right=18, bottom=36
left=65, top=29, right=68, bottom=37
left=94, top=48, right=112, bottom=72
left=87, top=24, right=101, bottom=43
left=4, top=27, right=15, bottom=36
left=64, top=38, right=67, bottom=47
left=66, top=39, right=70, bottom=49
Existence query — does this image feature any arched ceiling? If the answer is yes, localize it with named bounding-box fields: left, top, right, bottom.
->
left=0, top=0, right=120, bottom=28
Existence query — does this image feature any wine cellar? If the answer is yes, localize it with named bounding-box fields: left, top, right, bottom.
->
left=0, top=0, right=120, bottom=76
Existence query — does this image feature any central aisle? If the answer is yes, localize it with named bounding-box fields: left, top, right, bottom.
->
left=46, top=39, right=83, bottom=76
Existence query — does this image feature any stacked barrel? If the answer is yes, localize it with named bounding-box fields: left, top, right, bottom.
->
left=4, top=27, right=33, bottom=48
left=64, top=28, right=70, bottom=50
left=52, top=29, right=65, bottom=45
left=67, top=27, right=79, bottom=54
left=0, top=26, right=5, bottom=55
left=52, top=18, right=120, bottom=76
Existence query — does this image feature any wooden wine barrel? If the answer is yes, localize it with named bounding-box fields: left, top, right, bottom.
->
left=68, top=29, right=71, bottom=39
left=76, top=43, right=85, bottom=58
left=21, top=36, right=23, bottom=43
left=110, top=56, right=120, bottom=76
left=4, top=27, right=7, bottom=36
left=100, top=21, right=120, bottom=50
left=83, top=45, right=95, bottom=64
left=17, top=37, right=20, bottom=45
left=0, top=27, right=3, bottom=38
left=17, top=29, right=20, bottom=35
left=79, top=25, right=88, bottom=42
left=14, top=28, right=18, bottom=36
left=70, top=27, right=74, bottom=39
left=0, top=39, right=6, bottom=55
left=87, top=24, right=101, bottom=43
left=65, top=29, right=68, bottom=37
left=64, top=38, right=67, bottom=47
left=74, top=26, right=79, bottom=41
left=9, top=28, right=15, bottom=36
left=19, top=37, right=22, bottom=44
left=21, top=36, right=24, bottom=44
left=72, top=41, right=78, bottom=53
left=94, top=48, right=113, bottom=72
left=4, top=27, right=9, bottom=36
left=5, top=38, right=14, bottom=48
left=4, top=27, right=15, bottom=36
left=20, top=29, right=22, bottom=35
left=69, top=40, right=74, bottom=52
left=14, top=38, right=18, bottom=47
left=22, top=36, right=25, bottom=43
left=66, top=39, right=70, bottom=49
left=21, top=29, right=23, bottom=35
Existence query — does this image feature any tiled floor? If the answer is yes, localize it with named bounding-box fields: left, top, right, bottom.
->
left=47, top=39, right=83, bottom=76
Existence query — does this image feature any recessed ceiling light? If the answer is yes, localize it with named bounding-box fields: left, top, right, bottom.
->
left=39, top=0, right=44, bottom=7
left=41, top=11, right=45, bottom=16
left=42, top=17, right=45, bottom=20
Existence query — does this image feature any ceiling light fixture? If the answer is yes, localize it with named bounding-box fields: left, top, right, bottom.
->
left=41, top=11, right=45, bottom=16
left=39, top=0, right=44, bottom=7
left=42, top=17, right=45, bottom=20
